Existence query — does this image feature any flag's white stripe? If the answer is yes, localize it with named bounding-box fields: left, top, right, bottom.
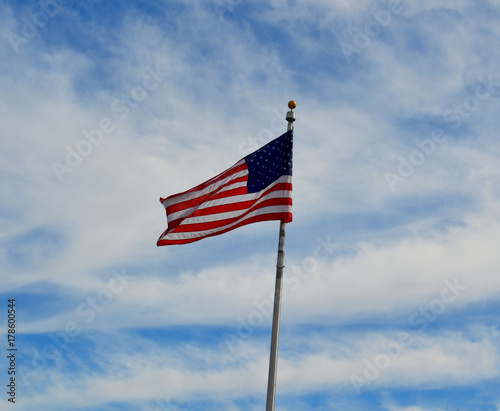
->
left=161, top=204, right=292, bottom=241
left=180, top=190, right=291, bottom=224
left=166, top=180, right=248, bottom=223
left=194, top=175, right=291, bottom=211
left=199, top=159, right=245, bottom=187
left=167, top=175, right=291, bottom=222
left=164, top=160, right=247, bottom=207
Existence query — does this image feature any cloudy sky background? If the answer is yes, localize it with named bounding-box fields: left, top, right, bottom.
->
left=1, top=0, right=500, bottom=410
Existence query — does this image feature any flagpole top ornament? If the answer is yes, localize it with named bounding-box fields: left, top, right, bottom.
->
left=286, top=101, right=296, bottom=126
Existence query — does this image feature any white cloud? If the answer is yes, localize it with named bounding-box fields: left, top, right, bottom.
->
left=2, top=1, right=500, bottom=409
left=15, top=327, right=499, bottom=410
left=16, top=209, right=500, bottom=335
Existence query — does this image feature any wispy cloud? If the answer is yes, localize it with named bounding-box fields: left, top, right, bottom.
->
left=2, top=0, right=500, bottom=409
left=13, top=326, right=499, bottom=410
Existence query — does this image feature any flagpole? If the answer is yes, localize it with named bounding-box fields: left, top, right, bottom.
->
left=266, top=101, right=296, bottom=411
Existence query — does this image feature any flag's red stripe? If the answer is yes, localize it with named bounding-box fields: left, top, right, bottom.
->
left=198, top=182, right=292, bottom=210
left=165, top=175, right=248, bottom=216
left=156, top=212, right=292, bottom=246
left=163, top=162, right=247, bottom=204
left=168, top=182, right=291, bottom=223
left=184, top=160, right=247, bottom=193
left=189, top=191, right=291, bottom=218
left=168, top=198, right=292, bottom=233
left=166, top=182, right=292, bottom=230
left=165, top=185, right=248, bottom=230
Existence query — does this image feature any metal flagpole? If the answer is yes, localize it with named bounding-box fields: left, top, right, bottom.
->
left=266, top=101, right=296, bottom=411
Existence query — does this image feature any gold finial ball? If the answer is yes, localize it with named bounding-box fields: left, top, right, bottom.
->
left=288, top=100, right=297, bottom=110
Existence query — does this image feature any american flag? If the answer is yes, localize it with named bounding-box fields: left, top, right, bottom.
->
left=157, top=130, right=293, bottom=246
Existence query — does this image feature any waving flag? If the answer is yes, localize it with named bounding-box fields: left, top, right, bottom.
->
left=157, top=130, right=293, bottom=246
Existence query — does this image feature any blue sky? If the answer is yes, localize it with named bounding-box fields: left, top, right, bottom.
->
left=1, top=0, right=500, bottom=410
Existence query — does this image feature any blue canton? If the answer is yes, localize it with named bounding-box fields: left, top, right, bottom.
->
left=245, top=130, right=293, bottom=194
